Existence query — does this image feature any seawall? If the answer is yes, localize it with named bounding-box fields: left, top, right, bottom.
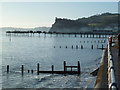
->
left=94, top=49, right=108, bottom=88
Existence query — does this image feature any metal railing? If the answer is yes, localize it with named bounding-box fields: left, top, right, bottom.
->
left=108, top=41, right=117, bottom=90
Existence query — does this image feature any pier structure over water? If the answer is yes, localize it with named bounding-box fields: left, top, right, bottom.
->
left=6, top=30, right=117, bottom=38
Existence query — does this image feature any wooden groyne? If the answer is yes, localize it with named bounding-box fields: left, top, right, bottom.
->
left=53, top=44, right=105, bottom=50
left=6, top=61, right=81, bottom=75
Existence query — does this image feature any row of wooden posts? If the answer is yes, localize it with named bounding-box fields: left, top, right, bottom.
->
left=79, top=40, right=106, bottom=43
left=53, top=44, right=104, bottom=49
left=6, top=32, right=114, bottom=38
left=6, top=61, right=81, bottom=75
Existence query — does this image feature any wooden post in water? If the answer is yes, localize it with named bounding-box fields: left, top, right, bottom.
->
left=68, top=33, right=70, bottom=37
left=81, top=45, right=83, bottom=49
left=87, top=34, right=88, bottom=38
left=31, top=70, right=33, bottom=74
left=64, top=61, right=66, bottom=74
left=89, top=34, right=91, bottom=38
left=56, top=33, right=58, bottom=37
left=98, top=40, right=99, bottom=43
left=7, top=65, right=9, bottom=73
left=84, top=34, right=85, bottom=38
left=76, top=45, right=78, bottom=49
left=72, top=45, right=73, bottom=49
left=62, top=33, right=64, bottom=37
left=52, top=65, right=54, bottom=74
left=66, top=46, right=67, bottom=48
left=91, top=45, right=93, bottom=49
left=80, top=34, right=82, bottom=38
left=102, top=44, right=103, bottom=50
left=37, top=63, right=39, bottom=75
left=21, top=65, right=24, bottom=75
left=50, top=33, right=52, bottom=37
left=99, top=34, right=100, bottom=38
left=93, top=34, right=94, bottom=38
left=28, top=70, right=30, bottom=73
left=97, top=45, right=98, bottom=49
left=78, top=61, right=80, bottom=75
left=75, top=34, right=76, bottom=37
left=71, top=67, right=72, bottom=71
left=104, top=40, right=106, bottom=43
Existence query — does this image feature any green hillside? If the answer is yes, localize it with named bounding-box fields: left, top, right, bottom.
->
left=50, top=13, right=118, bottom=33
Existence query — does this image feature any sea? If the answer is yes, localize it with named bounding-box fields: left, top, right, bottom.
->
left=0, top=29, right=111, bottom=89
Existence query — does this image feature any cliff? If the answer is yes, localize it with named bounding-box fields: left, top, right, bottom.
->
left=50, top=13, right=118, bottom=33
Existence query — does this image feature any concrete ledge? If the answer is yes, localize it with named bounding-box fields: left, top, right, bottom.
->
left=94, top=49, right=108, bottom=89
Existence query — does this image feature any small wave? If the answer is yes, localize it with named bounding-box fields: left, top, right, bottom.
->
left=38, top=74, right=59, bottom=82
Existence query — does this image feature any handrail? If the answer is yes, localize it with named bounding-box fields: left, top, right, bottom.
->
left=107, top=40, right=117, bottom=90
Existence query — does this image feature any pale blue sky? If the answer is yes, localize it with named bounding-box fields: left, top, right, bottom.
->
left=1, top=2, right=118, bottom=28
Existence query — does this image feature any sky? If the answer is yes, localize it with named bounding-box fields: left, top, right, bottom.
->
left=0, top=2, right=118, bottom=28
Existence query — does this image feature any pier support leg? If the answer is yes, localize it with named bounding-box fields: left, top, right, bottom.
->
left=80, top=34, right=82, bottom=38
left=75, top=34, right=76, bottom=37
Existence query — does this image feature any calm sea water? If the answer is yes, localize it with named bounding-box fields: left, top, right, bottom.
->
left=1, top=30, right=110, bottom=88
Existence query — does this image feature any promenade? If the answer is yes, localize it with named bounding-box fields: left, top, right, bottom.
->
left=94, top=37, right=120, bottom=89
left=111, top=43, right=120, bottom=88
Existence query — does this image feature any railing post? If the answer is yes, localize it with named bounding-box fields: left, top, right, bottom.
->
left=108, top=37, right=112, bottom=47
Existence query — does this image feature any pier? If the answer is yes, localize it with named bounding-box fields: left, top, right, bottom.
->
left=6, top=30, right=116, bottom=38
